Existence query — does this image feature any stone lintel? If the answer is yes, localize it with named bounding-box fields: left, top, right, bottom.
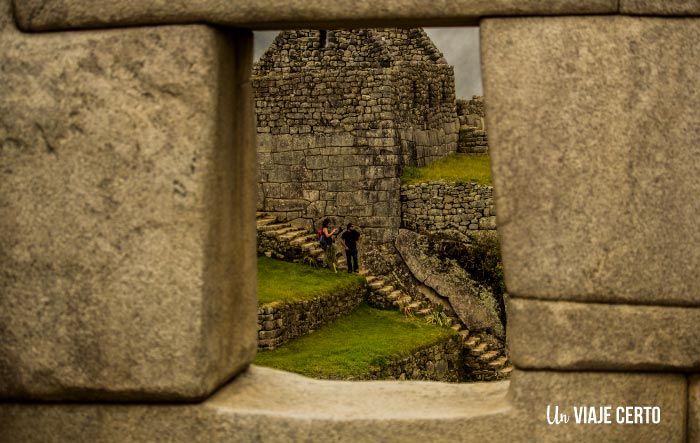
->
left=11, top=0, right=618, bottom=32
left=0, top=367, right=686, bottom=442
left=508, top=298, right=700, bottom=371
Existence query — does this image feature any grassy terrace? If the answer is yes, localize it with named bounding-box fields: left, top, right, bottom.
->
left=256, top=257, right=457, bottom=378
left=257, top=256, right=364, bottom=306
left=254, top=303, right=457, bottom=379
left=401, top=153, right=492, bottom=186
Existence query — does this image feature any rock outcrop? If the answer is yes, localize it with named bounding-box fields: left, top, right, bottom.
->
left=395, top=229, right=504, bottom=338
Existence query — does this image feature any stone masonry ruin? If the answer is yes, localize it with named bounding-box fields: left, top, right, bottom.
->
left=253, top=28, right=508, bottom=381
left=3, top=0, right=699, bottom=441
left=253, top=28, right=460, bottom=243
left=456, top=96, right=489, bottom=153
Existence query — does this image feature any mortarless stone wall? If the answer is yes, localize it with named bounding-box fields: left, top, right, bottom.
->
left=401, top=181, right=497, bottom=234
left=456, top=96, right=488, bottom=154
left=254, top=29, right=459, bottom=242
left=4, top=3, right=699, bottom=442
left=353, top=335, right=463, bottom=382
left=257, top=284, right=365, bottom=349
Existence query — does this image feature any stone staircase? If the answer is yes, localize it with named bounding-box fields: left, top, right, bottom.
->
left=256, top=213, right=346, bottom=269
left=256, top=212, right=512, bottom=381
left=364, top=274, right=434, bottom=317
left=460, top=330, right=512, bottom=381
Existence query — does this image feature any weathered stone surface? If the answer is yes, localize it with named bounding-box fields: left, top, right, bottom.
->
left=0, top=11, right=257, bottom=400
left=621, top=0, right=700, bottom=15
left=0, top=0, right=11, bottom=31
left=395, top=229, right=504, bottom=337
left=507, top=370, right=686, bottom=442
left=691, top=375, right=700, bottom=443
left=401, top=181, right=496, bottom=235
left=482, top=16, right=700, bottom=306
left=508, top=298, right=700, bottom=370
left=258, top=284, right=365, bottom=350
left=254, top=29, right=457, bottom=243
left=0, top=367, right=686, bottom=442
left=12, top=0, right=618, bottom=31
left=350, top=335, right=463, bottom=382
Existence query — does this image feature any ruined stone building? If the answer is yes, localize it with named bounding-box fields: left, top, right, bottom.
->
left=253, top=28, right=460, bottom=242
left=456, top=96, right=489, bottom=154
left=4, top=1, right=698, bottom=441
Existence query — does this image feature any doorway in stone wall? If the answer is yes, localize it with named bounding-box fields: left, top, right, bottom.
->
left=251, top=27, right=509, bottom=383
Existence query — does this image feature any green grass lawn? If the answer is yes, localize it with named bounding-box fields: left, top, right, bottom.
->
left=257, top=256, right=365, bottom=306
left=254, top=303, right=458, bottom=378
left=401, top=153, right=492, bottom=186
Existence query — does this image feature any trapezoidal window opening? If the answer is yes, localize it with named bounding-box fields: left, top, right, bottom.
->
left=251, top=26, right=507, bottom=384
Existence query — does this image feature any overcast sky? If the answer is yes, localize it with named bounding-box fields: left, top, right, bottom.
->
left=253, top=27, right=483, bottom=99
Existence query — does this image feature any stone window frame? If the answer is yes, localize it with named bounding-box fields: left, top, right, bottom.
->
left=4, top=0, right=700, bottom=441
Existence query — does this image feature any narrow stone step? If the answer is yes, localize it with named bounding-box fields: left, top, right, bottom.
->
left=464, top=336, right=480, bottom=348
left=497, top=366, right=513, bottom=375
left=488, top=356, right=508, bottom=368
left=290, top=235, right=315, bottom=246
left=264, top=226, right=297, bottom=237
left=397, top=296, right=412, bottom=305
left=408, top=302, right=422, bottom=310
left=470, top=343, right=488, bottom=356
left=256, top=217, right=277, bottom=227
left=258, top=223, right=292, bottom=232
left=368, top=281, right=385, bottom=291
left=300, top=241, right=318, bottom=251
left=417, top=308, right=432, bottom=316
left=377, top=286, right=394, bottom=296
left=478, top=350, right=500, bottom=362
left=365, top=275, right=377, bottom=284
left=450, top=323, right=462, bottom=331
left=387, top=290, right=403, bottom=301
left=279, top=229, right=308, bottom=241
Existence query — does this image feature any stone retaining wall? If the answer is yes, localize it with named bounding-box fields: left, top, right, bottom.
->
left=347, top=335, right=463, bottom=382
left=257, top=284, right=365, bottom=349
left=401, top=181, right=497, bottom=234
left=456, top=96, right=489, bottom=153
left=458, top=127, right=488, bottom=154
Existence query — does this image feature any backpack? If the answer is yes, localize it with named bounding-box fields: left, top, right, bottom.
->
left=318, top=229, right=327, bottom=250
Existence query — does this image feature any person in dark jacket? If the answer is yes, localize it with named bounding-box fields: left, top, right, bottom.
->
left=339, top=222, right=361, bottom=273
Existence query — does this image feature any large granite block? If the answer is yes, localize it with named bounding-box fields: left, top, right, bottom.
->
left=621, top=0, right=700, bottom=15
left=507, top=370, right=686, bottom=442
left=11, top=0, right=617, bottom=31
left=0, top=367, right=687, bottom=442
left=0, top=7, right=257, bottom=400
left=482, top=16, right=700, bottom=306
left=508, top=298, right=700, bottom=370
